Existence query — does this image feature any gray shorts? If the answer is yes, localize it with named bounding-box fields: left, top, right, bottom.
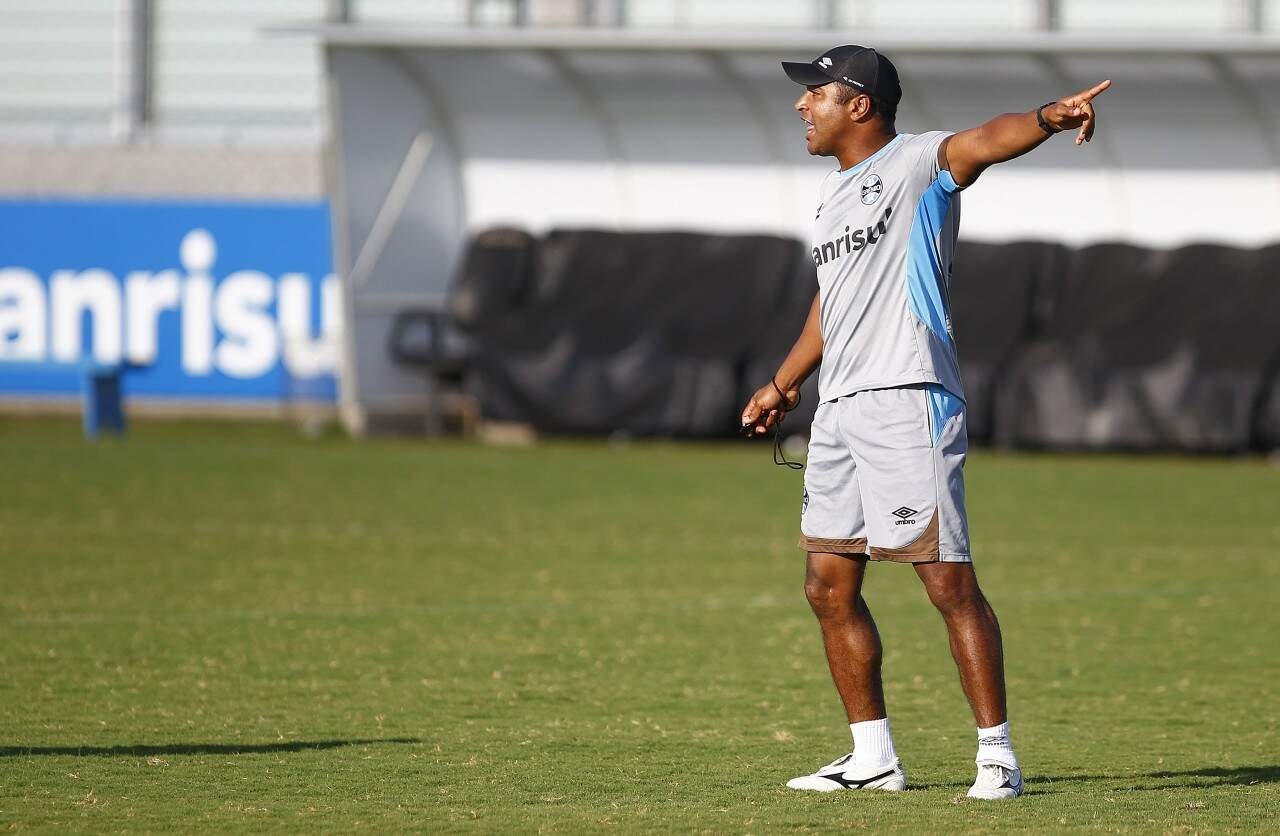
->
left=799, top=383, right=972, bottom=563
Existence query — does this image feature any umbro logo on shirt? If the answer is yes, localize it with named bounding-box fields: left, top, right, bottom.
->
left=810, top=206, right=893, bottom=267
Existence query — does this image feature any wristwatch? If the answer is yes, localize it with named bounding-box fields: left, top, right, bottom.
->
left=1036, top=102, right=1062, bottom=135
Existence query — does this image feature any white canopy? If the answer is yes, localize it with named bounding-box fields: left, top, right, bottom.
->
left=275, top=23, right=1280, bottom=430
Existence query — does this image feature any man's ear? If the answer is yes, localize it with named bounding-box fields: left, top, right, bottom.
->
left=848, top=94, right=874, bottom=123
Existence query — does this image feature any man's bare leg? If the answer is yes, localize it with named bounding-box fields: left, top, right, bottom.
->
left=804, top=552, right=885, bottom=722
left=786, top=552, right=905, bottom=790
left=915, top=561, right=1023, bottom=798
left=913, top=561, right=1006, bottom=726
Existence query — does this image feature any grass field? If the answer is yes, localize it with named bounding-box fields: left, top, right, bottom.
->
left=1, top=416, right=1278, bottom=833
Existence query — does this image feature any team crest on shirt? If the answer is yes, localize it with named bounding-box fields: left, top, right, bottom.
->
left=860, top=174, right=883, bottom=205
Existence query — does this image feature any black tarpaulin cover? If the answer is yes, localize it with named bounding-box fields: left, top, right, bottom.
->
left=421, top=229, right=1280, bottom=451
left=993, top=243, right=1280, bottom=452
left=453, top=228, right=811, bottom=436
left=950, top=241, right=1066, bottom=443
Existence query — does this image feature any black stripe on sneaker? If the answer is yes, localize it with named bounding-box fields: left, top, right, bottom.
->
left=819, top=768, right=896, bottom=789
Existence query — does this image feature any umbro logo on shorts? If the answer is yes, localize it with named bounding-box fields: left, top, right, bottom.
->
left=892, top=506, right=918, bottom=526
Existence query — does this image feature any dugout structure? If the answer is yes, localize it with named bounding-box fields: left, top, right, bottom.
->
left=276, top=23, right=1280, bottom=435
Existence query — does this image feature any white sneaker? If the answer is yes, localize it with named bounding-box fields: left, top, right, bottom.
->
left=967, top=762, right=1024, bottom=799
left=786, top=753, right=907, bottom=792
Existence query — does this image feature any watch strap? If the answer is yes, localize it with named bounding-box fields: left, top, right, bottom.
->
left=1036, top=101, right=1062, bottom=135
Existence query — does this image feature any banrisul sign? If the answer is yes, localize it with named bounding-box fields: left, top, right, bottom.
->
left=0, top=199, right=338, bottom=402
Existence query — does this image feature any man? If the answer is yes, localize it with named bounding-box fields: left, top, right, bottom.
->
left=740, top=45, right=1110, bottom=800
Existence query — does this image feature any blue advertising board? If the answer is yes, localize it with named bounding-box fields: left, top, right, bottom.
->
left=0, top=198, right=338, bottom=403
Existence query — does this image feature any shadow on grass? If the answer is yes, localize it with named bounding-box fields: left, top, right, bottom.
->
left=0, top=738, right=422, bottom=758
left=916, top=765, right=1280, bottom=793
left=1144, top=765, right=1280, bottom=785
left=1038, top=765, right=1280, bottom=789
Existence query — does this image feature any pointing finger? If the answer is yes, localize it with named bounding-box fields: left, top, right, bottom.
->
left=1063, top=79, right=1111, bottom=109
left=1075, top=78, right=1112, bottom=104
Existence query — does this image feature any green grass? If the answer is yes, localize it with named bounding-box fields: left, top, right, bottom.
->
left=1, top=416, right=1278, bottom=833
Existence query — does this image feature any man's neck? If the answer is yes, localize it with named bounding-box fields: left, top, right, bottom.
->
left=835, top=129, right=898, bottom=171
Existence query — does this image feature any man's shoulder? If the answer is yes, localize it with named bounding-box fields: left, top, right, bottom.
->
left=896, top=130, right=953, bottom=148
left=889, top=131, right=952, bottom=162
left=886, top=131, right=955, bottom=183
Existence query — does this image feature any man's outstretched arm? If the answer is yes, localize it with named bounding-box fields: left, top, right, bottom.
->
left=943, top=79, right=1112, bottom=188
left=741, top=292, right=823, bottom=436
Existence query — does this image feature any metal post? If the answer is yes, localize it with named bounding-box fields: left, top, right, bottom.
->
left=514, top=0, right=530, bottom=26
left=1037, top=0, right=1060, bottom=31
left=326, top=0, right=352, bottom=23
left=1246, top=0, right=1264, bottom=31
left=119, top=0, right=153, bottom=143
left=815, top=0, right=838, bottom=29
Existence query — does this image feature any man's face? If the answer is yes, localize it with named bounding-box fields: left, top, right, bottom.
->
left=795, top=83, right=852, bottom=157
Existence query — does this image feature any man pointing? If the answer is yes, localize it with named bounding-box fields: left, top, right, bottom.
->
left=741, top=45, right=1110, bottom=800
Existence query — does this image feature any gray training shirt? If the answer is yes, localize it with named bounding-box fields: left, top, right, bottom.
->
left=810, top=131, right=965, bottom=403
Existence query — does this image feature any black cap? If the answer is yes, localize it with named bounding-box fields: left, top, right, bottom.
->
left=782, top=45, right=902, bottom=106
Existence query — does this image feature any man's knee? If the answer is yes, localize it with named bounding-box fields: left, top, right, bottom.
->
left=924, top=576, right=986, bottom=617
left=804, top=553, right=865, bottom=620
left=803, top=575, right=854, bottom=620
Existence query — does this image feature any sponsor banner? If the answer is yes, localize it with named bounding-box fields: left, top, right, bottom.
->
left=0, top=199, right=339, bottom=402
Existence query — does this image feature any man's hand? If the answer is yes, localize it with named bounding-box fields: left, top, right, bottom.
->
left=742, top=293, right=821, bottom=437
left=1040, top=79, right=1112, bottom=145
left=943, top=78, right=1113, bottom=186
left=740, top=380, right=799, bottom=436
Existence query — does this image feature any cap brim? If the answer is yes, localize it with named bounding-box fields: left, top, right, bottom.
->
left=782, top=61, right=835, bottom=87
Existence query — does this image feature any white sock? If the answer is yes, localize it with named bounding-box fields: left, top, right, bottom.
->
left=850, top=718, right=897, bottom=768
left=976, top=721, right=1018, bottom=769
